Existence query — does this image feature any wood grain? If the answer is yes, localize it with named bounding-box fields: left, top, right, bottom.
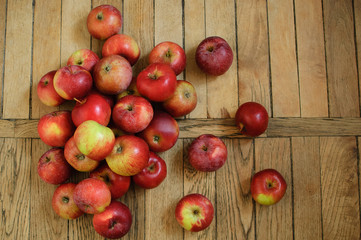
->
left=0, top=0, right=6, bottom=119
left=355, top=0, right=361, bottom=108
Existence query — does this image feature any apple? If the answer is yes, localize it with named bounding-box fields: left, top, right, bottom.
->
left=74, top=120, right=115, bottom=161
left=67, top=49, right=100, bottom=72
left=37, top=110, right=75, bottom=147
left=132, top=152, right=167, bottom=189
left=37, top=147, right=72, bottom=185
left=162, top=80, right=197, bottom=117
left=102, top=34, right=140, bottom=66
left=37, top=70, right=65, bottom=107
left=93, top=200, right=132, bottom=239
left=106, top=135, right=149, bottom=176
left=195, top=36, right=233, bottom=76
left=235, top=102, right=269, bottom=137
left=53, top=65, right=93, bottom=100
left=89, top=88, right=115, bottom=108
left=112, top=95, right=154, bottom=133
left=251, top=169, right=287, bottom=205
left=52, top=183, right=84, bottom=219
left=87, top=4, right=122, bottom=40
left=90, top=163, right=131, bottom=199
left=116, top=77, right=141, bottom=100
left=148, top=41, right=186, bottom=75
left=175, top=193, right=214, bottom=232
left=93, top=55, right=132, bottom=95
left=136, top=63, right=177, bottom=102
left=138, top=111, right=179, bottom=152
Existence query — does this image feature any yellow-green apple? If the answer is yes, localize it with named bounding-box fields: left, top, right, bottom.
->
left=67, top=49, right=100, bottom=72
left=235, top=102, right=269, bottom=137
left=175, top=193, right=214, bottom=232
left=188, top=134, right=227, bottom=172
left=106, top=135, right=149, bottom=176
left=136, top=63, right=177, bottom=102
left=37, top=110, right=75, bottom=147
left=53, top=65, right=93, bottom=100
left=195, top=36, right=233, bottom=76
left=87, top=4, right=122, bottom=40
left=73, top=178, right=111, bottom=214
left=102, top=34, right=140, bottom=66
left=149, top=41, right=186, bottom=75
left=138, top=111, right=179, bottom=152
left=251, top=169, right=287, bottom=205
left=74, top=120, right=115, bottom=161
left=162, top=80, right=197, bottom=117
left=112, top=95, right=153, bottom=133
left=116, top=77, right=141, bottom=100
left=37, top=148, right=72, bottom=185
left=93, top=201, right=132, bottom=239
left=132, top=152, right=167, bottom=189
left=37, top=70, right=65, bottom=107
left=64, top=137, right=99, bottom=172
left=52, top=183, right=84, bottom=219
left=90, top=163, right=131, bottom=199
left=93, top=55, right=132, bottom=95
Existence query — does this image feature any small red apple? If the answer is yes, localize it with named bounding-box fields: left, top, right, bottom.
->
left=52, top=183, right=84, bottom=219
left=235, top=102, right=269, bottom=137
left=37, top=70, right=65, bottom=107
left=67, top=49, right=100, bottom=72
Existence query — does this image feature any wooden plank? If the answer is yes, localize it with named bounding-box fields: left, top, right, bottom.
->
left=216, top=139, right=255, bottom=239
left=320, top=137, right=360, bottom=239
left=0, top=0, right=6, bottom=118
left=292, top=137, right=322, bottom=240
left=355, top=0, right=361, bottom=107
left=0, top=119, right=14, bottom=137
left=254, top=138, right=293, bottom=239
left=323, top=0, right=359, bottom=117
left=2, top=0, right=33, bottom=119
left=294, top=0, right=328, bottom=117
left=268, top=0, right=300, bottom=117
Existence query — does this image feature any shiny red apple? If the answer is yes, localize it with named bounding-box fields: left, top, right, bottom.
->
left=52, top=183, right=84, bottom=219
left=235, top=102, right=269, bottom=137
left=37, top=70, right=65, bottom=107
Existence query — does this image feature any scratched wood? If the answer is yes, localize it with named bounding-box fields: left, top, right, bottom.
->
left=0, top=0, right=6, bottom=119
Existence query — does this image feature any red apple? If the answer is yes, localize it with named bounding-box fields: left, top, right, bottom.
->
left=37, top=148, right=72, bottom=185
left=149, top=41, right=186, bottom=75
left=102, top=34, right=140, bottom=66
left=162, top=80, right=197, bottom=117
left=132, top=152, right=167, bottom=189
left=87, top=4, right=122, bottom=40
left=116, top=77, right=141, bottom=100
left=112, top=95, right=153, bottom=133
left=195, top=36, right=233, bottom=76
left=175, top=193, right=214, bottom=232
left=106, top=135, right=149, bottom=176
left=93, top=55, right=132, bottom=95
left=73, top=178, right=111, bottom=214
left=235, top=102, right=269, bottom=137
left=251, top=169, right=287, bottom=205
left=37, top=70, right=65, bottom=107
left=93, top=201, right=132, bottom=239
left=89, top=88, right=115, bottom=108
left=37, top=110, right=75, bottom=147
left=136, top=63, right=177, bottom=102
left=67, top=49, right=100, bottom=72
left=90, top=163, right=131, bottom=199
left=52, top=183, right=84, bottom=219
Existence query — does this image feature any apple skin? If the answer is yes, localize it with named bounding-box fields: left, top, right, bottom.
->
left=37, top=70, right=65, bottom=107
left=175, top=193, right=214, bottom=232
left=90, top=163, right=131, bottom=199
left=87, top=4, right=122, bottom=40
left=74, top=120, right=115, bottom=161
left=136, top=63, right=177, bottom=102
left=106, top=135, right=150, bottom=176
left=102, top=34, right=140, bottom=66
left=93, top=55, right=133, bottom=95
left=162, top=80, right=197, bottom=117
left=235, top=102, right=269, bottom=137
left=138, top=111, right=179, bottom=152
left=37, top=148, right=72, bottom=185
left=116, top=77, right=141, bottom=100
left=149, top=41, right=186, bottom=75
left=37, top=110, right=75, bottom=147
left=251, top=169, right=287, bottom=205
left=52, top=183, right=84, bottom=219
left=53, top=65, right=93, bottom=100
left=112, top=95, right=154, bottom=133
left=67, top=49, right=100, bottom=72
left=93, top=200, right=132, bottom=239
left=195, top=36, right=233, bottom=76
left=132, top=152, right=167, bottom=189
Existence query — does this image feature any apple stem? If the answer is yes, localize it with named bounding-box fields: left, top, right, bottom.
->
left=74, top=98, right=86, bottom=105
left=148, top=73, right=158, bottom=80
left=62, top=196, right=69, bottom=204
left=165, top=50, right=171, bottom=58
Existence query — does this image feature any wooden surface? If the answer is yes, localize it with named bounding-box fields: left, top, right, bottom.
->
left=1, top=0, right=361, bottom=239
